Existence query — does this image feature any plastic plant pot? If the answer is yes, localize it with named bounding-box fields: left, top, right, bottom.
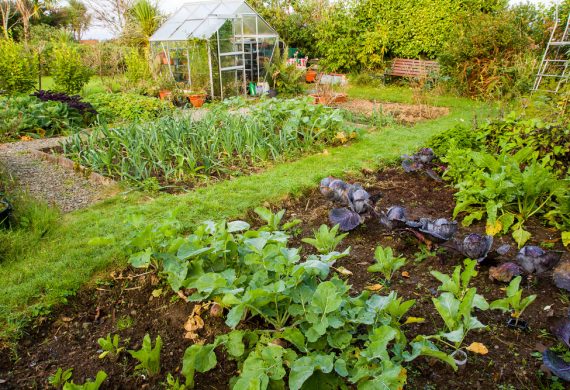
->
left=451, top=349, right=467, bottom=366
left=158, top=90, right=172, bottom=100
left=268, top=89, right=278, bottom=98
left=506, top=318, right=529, bottom=331
left=0, top=197, right=11, bottom=226
left=306, top=70, right=317, bottom=83
left=188, top=94, right=206, bottom=108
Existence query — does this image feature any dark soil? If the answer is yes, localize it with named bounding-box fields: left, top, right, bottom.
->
left=1, top=168, right=569, bottom=389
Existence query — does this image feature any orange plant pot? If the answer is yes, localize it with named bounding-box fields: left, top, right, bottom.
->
left=159, top=90, right=172, bottom=100
left=188, top=94, right=206, bottom=108
left=309, top=94, right=326, bottom=105
left=306, top=70, right=317, bottom=83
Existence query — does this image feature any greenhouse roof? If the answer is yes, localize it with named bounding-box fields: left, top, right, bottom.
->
left=149, top=0, right=278, bottom=42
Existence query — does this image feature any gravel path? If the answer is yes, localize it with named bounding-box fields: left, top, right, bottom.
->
left=0, top=137, right=115, bottom=213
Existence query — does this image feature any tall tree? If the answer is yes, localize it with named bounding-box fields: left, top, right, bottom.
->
left=65, top=0, right=91, bottom=40
left=123, top=0, right=162, bottom=47
left=84, top=0, right=131, bottom=37
left=15, top=0, right=38, bottom=41
left=0, top=1, right=17, bottom=38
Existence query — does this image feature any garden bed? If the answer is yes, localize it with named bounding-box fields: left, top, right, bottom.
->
left=332, top=99, right=450, bottom=125
left=1, top=168, right=567, bottom=389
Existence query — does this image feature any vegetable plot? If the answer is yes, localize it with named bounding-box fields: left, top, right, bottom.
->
left=62, top=98, right=356, bottom=187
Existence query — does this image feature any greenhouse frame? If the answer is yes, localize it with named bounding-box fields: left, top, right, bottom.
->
left=149, top=0, right=279, bottom=99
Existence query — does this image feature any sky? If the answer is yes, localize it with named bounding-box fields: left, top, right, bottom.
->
left=82, top=0, right=556, bottom=40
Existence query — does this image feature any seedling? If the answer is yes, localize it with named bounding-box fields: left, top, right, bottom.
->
left=367, top=245, right=406, bottom=283
left=301, top=224, right=348, bottom=254
left=48, top=368, right=73, bottom=388
left=490, top=276, right=537, bottom=326
left=97, top=333, right=125, bottom=360
left=254, top=207, right=301, bottom=232
left=128, top=334, right=163, bottom=377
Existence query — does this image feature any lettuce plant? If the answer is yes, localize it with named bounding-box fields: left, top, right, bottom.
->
left=302, top=224, right=348, bottom=254
left=489, top=276, right=537, bottom=323
left=367, top=246, right=406, bottom=283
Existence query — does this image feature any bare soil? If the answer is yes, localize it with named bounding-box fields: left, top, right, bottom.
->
left=332, top=99, right=450, bottom=125
left=1, top=168, right=568, bottom=389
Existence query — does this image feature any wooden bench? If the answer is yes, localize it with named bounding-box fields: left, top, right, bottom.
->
left=386, top=58, right=440, bottom=79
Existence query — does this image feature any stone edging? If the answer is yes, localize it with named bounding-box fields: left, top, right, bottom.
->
left=29, top=149, right=116, bottom=187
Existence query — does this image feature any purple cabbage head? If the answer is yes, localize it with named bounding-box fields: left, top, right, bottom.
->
left=461, top=233, right=493, bottom=262
left=543, top=349, right=570, bottom=382
left=418, top=218, right=458, bottom=242
left=350, top=189, right=371, bottom=213
left=380, top=206, right=407, bottom=230
left=329, top=208, right=362, bottom=231
left=417, top=148, right=435, bottom=163
left=516, top=245, right=563, bottom=274
left=488, top=262, right=522, bottom=283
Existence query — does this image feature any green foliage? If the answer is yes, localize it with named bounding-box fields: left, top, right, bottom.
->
left=124, top=48, right=152, bottom=83
left=490, top=276, right=537, bottom=320
left=48, top=368, right=73, bottom=388
left=254, top=207, right=301, bottom=232
left=264, top=47, right=304, bottom=95
left=85, top=92, right=173, bottom=123
left=0, top=95, right=83, bottom=141
left=97, top=333, right=124, bottom=359
left=448, top=148, right=570, bottom=247
left=62, top=371, right=107, bottom=390
left=427, top=124, right=482, bottom=157
left=0, top=39, right=37, bottom=93
left=429, top=259, right=489, bottom=349
left=128, top=334, right=162, bottom=376
left=127, top=215, right=457, bottom=388
left=438, top=11, right=534, bottom=99
left=480, top=113, right=570, bottom=177
left=302, top=224, right=348, bottom=254
left=367, top=246, right=406, bottom=283
left=49, top=369, right=107, bottom=390
left=51, top=42, right=92, bottom=94
left=63, top=98, right=353, bottom=186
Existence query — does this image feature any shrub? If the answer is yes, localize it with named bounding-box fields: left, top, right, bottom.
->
left=438, top=11, right=533, bottom=99
left=0, top=95, right=82, bottom=141
left=32, top=90, right=98, bottom=126
left=428, top=124, right=483, bottom=157
left=51, top=42, right=92, bottom=94
left=86, top=92, right=173, bottom=123
left=0, top=39, right=38, bottom=93
left=124, top=48, right=152, bottom=83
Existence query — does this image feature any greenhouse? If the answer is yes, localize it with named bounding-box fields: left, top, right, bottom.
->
left=149, top=0, right=279, bottom=99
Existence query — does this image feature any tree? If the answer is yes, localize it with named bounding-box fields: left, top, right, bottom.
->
left=123, top=0, right=162, bottom=47
left=15, top=0, right=38, bottom=41
left=0, top=1, right=17, bottom=39
left=64, top=0, right=91, bottom=41
left=84, top=0, right=131, bottom=37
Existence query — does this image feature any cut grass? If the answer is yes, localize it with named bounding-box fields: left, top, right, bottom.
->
left=0, top=91, right=492, bottom=343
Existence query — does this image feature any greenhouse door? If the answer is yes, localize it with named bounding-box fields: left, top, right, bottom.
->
left=216, top=18, right=246, bottom=99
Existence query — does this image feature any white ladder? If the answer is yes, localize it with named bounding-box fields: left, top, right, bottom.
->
left=533, top=6, right=570, bottom=93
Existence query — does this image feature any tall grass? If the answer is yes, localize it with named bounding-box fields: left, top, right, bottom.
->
left=62, top=97, right=352, bottom=185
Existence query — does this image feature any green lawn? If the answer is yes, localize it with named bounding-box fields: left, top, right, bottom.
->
left=0, top=88, right=492, bottom=342
left=38, top=76, right=119, bottom=96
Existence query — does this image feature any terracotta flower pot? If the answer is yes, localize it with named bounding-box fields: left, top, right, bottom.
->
left=159, top=52, right=172, bottom=65
left=188, top=94, right=206, bottom=108
left=332, top=93, right=348, bottom=103
left=158, top=90, right=172, bottom=100
left=309, top=93, right=326, bottom=105
left=306, top=70, right=317, bottom=83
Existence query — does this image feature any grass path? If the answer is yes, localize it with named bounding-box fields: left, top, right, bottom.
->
left=0, top=91, right=492, bottom=341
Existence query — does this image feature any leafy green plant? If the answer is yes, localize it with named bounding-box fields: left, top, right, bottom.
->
left=48, top=368, right=73, bottom=388
left=449, top=148, right=570, bottom=247
left=63, top=98, right=353, bottom=187
left=127, top=214, right=457, bottom=388
left=165, top=373, right=187, bottom=390
left=302, top=224, right=348, bottom=254
left=254, top=207, right=301, bottom=232
left=49, top=368, right=107, bottom=390
left=51, top=42, right=92, bottom=94
left=264, top=47, right=304, bottom=96
left=490, top=276, right=537, bottom=323
left=86, top=92, right=173, bottom=123
left=428, top=260, right=489, bottom=350
left=128, top=334, right=162, bottom=377
left=0, top=39, right=37, bottom=93
left=62, top=371, right=107, bottom=390
left=427, top=124, right=482, bottom=157
left=97, top=333, right=125, bottom=359
left=0, top=95, right=83, bottom=141
left=367, top=246, right=406, bottom=283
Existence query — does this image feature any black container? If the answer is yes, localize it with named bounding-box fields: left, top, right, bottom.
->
left=0, top=197, right=11, bottom=226
left=506, top=318, right=529, bottom=331
left=268, top=89, right=278, bottom=98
